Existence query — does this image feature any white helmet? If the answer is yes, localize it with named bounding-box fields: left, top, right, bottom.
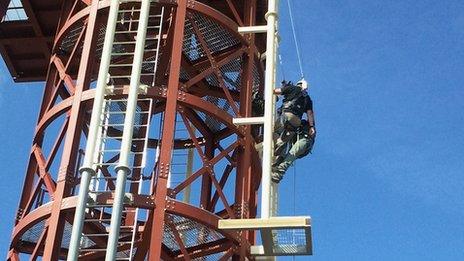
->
left=296, top=79, right=308, bottom=90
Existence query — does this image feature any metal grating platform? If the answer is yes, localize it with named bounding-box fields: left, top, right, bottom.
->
left=218, top=216, right=312, bottom=256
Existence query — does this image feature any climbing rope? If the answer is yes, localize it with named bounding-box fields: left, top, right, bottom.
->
left=286, top=0, right=305, bottom=79
left=292, top=161, right=297, bottom=261
left=292, top=162, right=296, bottom=215
left=278, top=54, right=286, bottom=80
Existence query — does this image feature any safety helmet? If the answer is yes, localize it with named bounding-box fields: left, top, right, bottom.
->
left=296, top=79, right=308, bottom=90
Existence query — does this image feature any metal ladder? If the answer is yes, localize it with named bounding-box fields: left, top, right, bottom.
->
left=78, top=99, right=153, bottom=260
left=108, top=4, right=164, bottom=88
left=68, top=1, right=164, bottom=260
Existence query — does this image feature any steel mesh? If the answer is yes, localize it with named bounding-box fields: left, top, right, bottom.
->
left=59, top=21, right=85, bottom=53
left=19, top=220, right=45, bottom=244
left=180, top=67, right=191, bottom=82
left=183, top=19, right=206, bottom=62
left=252, top=64, right=262, bottom=92
left=196, top=110, right=223, bottom=133
left=272, top=228, right=308, bottom=255
left=191, top=12, right=240, bottom=54
left=192, top=251, right=227, bottom=261
left=219, top=57, right=242, bottom=91
left=162, top=214, right=225, bottom=252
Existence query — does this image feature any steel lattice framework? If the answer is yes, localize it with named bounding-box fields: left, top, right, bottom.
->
left=4, top=0, right=268, bottom=260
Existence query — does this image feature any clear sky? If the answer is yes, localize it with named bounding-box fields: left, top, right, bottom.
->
left=2, top=0, right=464, bottom=260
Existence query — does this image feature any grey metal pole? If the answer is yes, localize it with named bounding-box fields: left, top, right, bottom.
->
left=261, top=0, right=280, bottom=219
left=66, top=1, right=120, bottom=260
left=105, top=0, right=151, bottom=259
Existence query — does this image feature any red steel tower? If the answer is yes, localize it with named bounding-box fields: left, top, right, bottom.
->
left=1, top=0, right=311, bottom=260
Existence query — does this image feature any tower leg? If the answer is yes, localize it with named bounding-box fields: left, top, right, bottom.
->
left=149, top=0, right=188, bottom=259
left=42, top=1, right=100, bottom=259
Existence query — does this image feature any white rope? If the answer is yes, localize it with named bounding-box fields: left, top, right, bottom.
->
left=278, top=54, right=286, bottom=80
left=286, top=0, right=305, bottom=79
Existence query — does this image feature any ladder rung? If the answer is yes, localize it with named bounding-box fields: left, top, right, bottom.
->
left=83, top=233, right=109, bottom=237
left=93, top=177, right=117, bottom=180
left=118, top=16, right=162, bottom=22
left=109, top=63, right=133, bottom=67
left=111, top=52, right=135, bottom=56
left=105, top=99, right=129, bottom=103
left=113, top=41, right=136, bottom=45
left=104, top=111, right=127, bottom=115
left=100, top=123, right=148, bottom=127
left=87, top=203, right=113, bottom=207
left=115, top=30, right=138, bottom=34
left=109, top=76, right=131, bottom=79
left=80, top=248, right=108, bottom=252
left=95, top=162, right=119, bottom=166
left=118, top=8, right=140, bottom=13
left=119, top=226, right=135, bottom=229
left=118, top=241, right=134, bottom=244
left=84, top=219, right=112, bottom=222
left=98, top=149, right=121, bottom=152
left=103, top=136, right=123, bottom=139
left=89, top=190, right=115, bottom=193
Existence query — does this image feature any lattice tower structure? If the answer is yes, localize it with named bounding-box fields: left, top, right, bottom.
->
left=2, top=0, right=267, bottom=260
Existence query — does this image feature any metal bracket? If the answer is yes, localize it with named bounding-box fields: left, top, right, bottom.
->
left=238, top=25, right=268, bottom=34
left=218, top=216, right=312, bottom=256
left=233, top=117, right=265, bottom=125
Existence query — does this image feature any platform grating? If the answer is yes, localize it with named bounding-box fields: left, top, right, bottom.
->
left=162, top=214, right=225, bottom=253
left=192, top=251, right=226, bottom=261
left=191, top=12, right=240, bottom=54
left=272, top=228, right=308, bottom=255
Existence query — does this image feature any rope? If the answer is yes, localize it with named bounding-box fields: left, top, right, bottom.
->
left=293, top=162, right=296, bottom=215
left=292, top=161, right=297, bottom=261
left=278, top=54, right=286, bottom=80
left=286, top=0, right=305, bottom=79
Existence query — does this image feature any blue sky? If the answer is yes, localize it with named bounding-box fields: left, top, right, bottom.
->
left=2, top=0, right=464, bottom=260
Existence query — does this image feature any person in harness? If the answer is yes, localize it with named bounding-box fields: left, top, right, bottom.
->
left=273, top=79, right=316, bottom=161
left=271, top=119, right=315, bottom=183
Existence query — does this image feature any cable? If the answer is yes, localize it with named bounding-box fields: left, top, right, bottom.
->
left=278, top=54, right=286, bottom=80
left=293, top=162, right=296, bottom=215
left=292, top=161, right=297, bottom=261
left=286, top=0, right=305, bottom=79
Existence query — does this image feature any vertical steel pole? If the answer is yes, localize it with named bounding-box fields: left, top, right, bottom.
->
left=261, top=0, right=280, bottom=219
left=105, top=0, right=151, bottom=260
left=67, top=1, right=120, bottom=260
left=149, top=0, right=188, bottom=258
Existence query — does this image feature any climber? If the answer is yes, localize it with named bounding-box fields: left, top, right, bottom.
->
left=271, top=119, right=315, bottom=183
left=273, top=79, right=315, bottom=160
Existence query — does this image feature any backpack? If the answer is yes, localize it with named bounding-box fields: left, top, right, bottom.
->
left=282, top=91, right=308, bottom=118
